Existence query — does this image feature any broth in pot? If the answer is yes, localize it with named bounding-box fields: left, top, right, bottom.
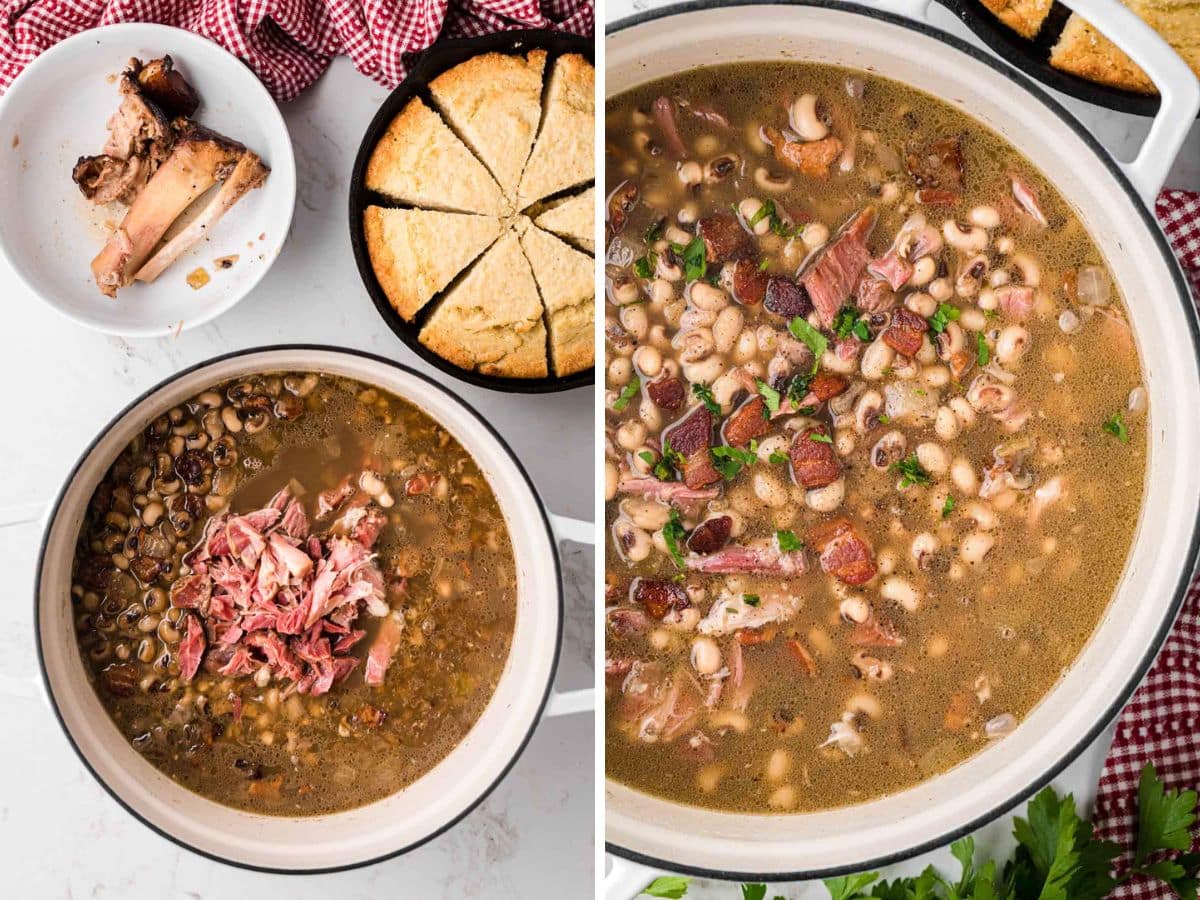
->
left=604, top=63, right=1146, bottom=814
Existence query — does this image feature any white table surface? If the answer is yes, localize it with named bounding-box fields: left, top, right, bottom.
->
left=0, top=56, right=595, bottom=899
left=603, top=0, right=1199, bottom=896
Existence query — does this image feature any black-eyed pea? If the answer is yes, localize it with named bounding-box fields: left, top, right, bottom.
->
left=943, top=220, right=987, bottom=253
left=739, top=197, right=772, bottom=236
left=802, top=222, right=830, bottom=250
left=613, top=518, right=652, bottom=563
left=633, top=345, right=662, bottom=378
left=960, top=531, right=995, bottom=565
left=991, top=489, right=1018, bottom=512
left=839, top=595, right=870, bottom=624
left=911, top=532, right=939, bottom=569
left=969, top=204, right=1001, bottom=229
left=881, top=181, right=902, bottom=204
left=977, top=287, right=998, bottom=311
left=621, top=498, right=672, bottom=532
left=929, top=277, right=953, bottom=302
left=650, top=278, right=675, bottom=305
left=877, top=546, right=898, bottom=576
left=615, top=420, right=646, bottom=452
left=680, top=305, right=717, bottom=331
left=950, top=457, right=979, bottom=495
left=905, top=291, right=937, bottom=318
left=949, top=397, right=977, bottom=429
left=926, top=634, right=949, bottom=658
left=713, top=306, right=744, bottom=354
left=756, top=434, right=790, bottom=463
left=753, top=470, right=789, bottom=509
left=789, top=93, right=828, bottom=140
left=639, top=398, right=662, bottom=432
left=649, top=628, right=672, bottom=651
left=605, top=461, right=619, bottom=501
left=766, top=748, right=792, bottom=783
left=915, top=442, right=949, bottom=476
left=806, top=478, right=845, bottom=513
left=754, top=166, right=791, bottom=193
left=834, top=429, right=856, bottom=457
left=847, top=692, right=882, bottom=719
left=922, top=365, right=950, bottom=388
left=610, top=276, right=641, bottom=306
left=648, top=324, right=672, bottom=351
left=690, top=281, right=730, bottom=312
left=677, top=160, right=702, bottom=186
left=697, top=764, right=725, bottom=794
left=935, top=406, right=960, bottom=441
left=677, top=202, right=698, bottom=225
left=665, top=607, right=701, bottom=631
left=861, top=338, right=895, bottom=380
left=767, top=784, right=798, bottom=811
left=963, top=501, right=997, bottom=531
left=731, top=327, right=759, bottom=365
left=916, top=334, right=938, bottom=365
left=683, top=354, right=724, bottom=385
left=910, top=256, right=936, bottom=286
left=1011, top=253, right=1041, bottom=286
left=881, top=575, right=920, bottom=611
left=620, top=304, right=648, bottom=341
left=691, top=636, right=722, bottom=675
left=996, top=325, right=1030, bottom=367
left=959, top=307, right=987, bottom=332
left=988, top=268, right=1010, bottom=288
left=608, top=356, right=633, bottom=388
left=709, top=709, right=750, bottom=734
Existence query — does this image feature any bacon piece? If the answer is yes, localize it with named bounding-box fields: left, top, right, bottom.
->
left=666, top=406, right=720, bottom=490
left=697, top=213, right=751, bottom=263
left=765, top=128, right=844, bottom=178
left=849, top=613, right=904, bottom=647
left=906, top=135, right=964, bottom=191
left=730, top=259, right=769, bottom=306
left=607, top=607, right=650, bottom=637
left=867, top=251, right=912, bottom=291
left=607, top=180, right=639, bottom=235
left=179, top=613, right=206, bottom=681
left=856, top=275, right=895, bottom=314
left=802, top=206, right=877, bottom=326
left=996, top=284, right=1035, bottom=321
left=316, top=476, right=355, bottom=517
left=647, top=376, right=685, bottom=411
left=632, top=578, right=691, bottom=620
left=809, top=372, right=848, bottom=402
left=786, top=639, right=819, bottom=676
left=686, top=516, right=732, bottom=554
left=790, top=427, right=841, bottom=488
left=881, top=307, right=929, bottom=357
left=1011, top=174, right=1047, bottom=227
left=636, top=667, right=704, bottom=742
left=763, top=275, right=812, bottom=319
left=810, top=517, right=877, bottom=586
left=651, top=96, right=687, bottom=160
left=616, top=470, right=720, bottom=506
left=915, top=188, right=960, bottom=206
left=685, top=545, right=807, bottom=576
left=723, top=395, right=770, bottom=448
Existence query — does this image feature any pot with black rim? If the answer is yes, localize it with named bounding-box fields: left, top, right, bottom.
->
left=605, top=0, right=1200, bottom=891
left=34, top=346, right=593, bottom=872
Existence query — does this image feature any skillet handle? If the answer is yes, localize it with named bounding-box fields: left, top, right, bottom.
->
left=605, top=855, right=662, bottom=900
left=1053, top=0, right=1200, bottom=205
left=543, top=513, right=596, bottom=718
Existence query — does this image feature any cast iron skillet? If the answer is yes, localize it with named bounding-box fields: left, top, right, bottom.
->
left=348, top=29, right=596, bottom=394
left=936, top=0, right=1182, bottom=118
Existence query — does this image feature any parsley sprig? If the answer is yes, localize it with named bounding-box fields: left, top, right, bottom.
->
left=711, top=442, right=759, bottom=481
left=693, top=382, right=721, bottom=415
left=612, top=375, right=640, bottom=412
left=832, top=306, right=871, bottom=342
left=1103, top=411, right=1130, bottom=444
left=670, top=237, right=708, bottom=282
left=929, top=302, right=961, bottom=334
left=662, top=509, right=687, bottom=571
left=891, top=453, right=932, bottom=488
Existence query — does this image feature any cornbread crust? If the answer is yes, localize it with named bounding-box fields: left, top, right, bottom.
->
left=519, top=222, right=595, bottom=377
left=429, top=50, right=547, bottom=198
left=363, top=206, right=502, bottom=321
left=533, top=187, right=595, bottom=253
left=517, top=54, right=595, bottom=207
left=365, top=97, right=510, bottom=215
left=979, top=0, right=1053, bottom=37
left=419, top=231, right=548, bottom=378
left=1050, top=14, right=1156, bottom=92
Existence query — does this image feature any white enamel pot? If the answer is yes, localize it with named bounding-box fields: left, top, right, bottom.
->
left=606, top=0, right=1200, bottom=889
left=33, top=346, right=593, bottom=872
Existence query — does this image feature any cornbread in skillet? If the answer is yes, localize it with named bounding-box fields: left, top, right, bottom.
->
left=429, top=50, right=547, bottom=197
left=1051, top=14, right=1155, bottom=92
left=365, top=97, right=509, bottom=215
left=534, top=187, right=595, bottom=253
left=978, top=0, right=1052, bottom=37
left=519, top=222, right=594, bottom=377
left=419, top=230, right=549, bottom=378
left=363, top=206, right=502, bottom=320
left=517, top=54, right=595, bottom=207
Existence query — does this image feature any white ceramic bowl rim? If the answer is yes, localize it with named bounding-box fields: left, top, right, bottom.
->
left=33, top=345, right=565, bottom=874
left=605, top=0, right=1200, bottom=881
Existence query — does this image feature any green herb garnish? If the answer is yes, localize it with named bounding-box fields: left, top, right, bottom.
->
left=768, top=451, right=790, bottom=465
left=693, top=382, right=720, bottom=415
left=643, top=219, right=664, bottom=245
left=711, top=442, right=758, bottom=481
left=929, top=302, right=961, bottom=334
left=748, top=199, right=774, bottom=227
left=809, top=431, right=833, bottom=444
left=755, top=379, right=781, bottom=416
left=832, top=306, right=871, bottom=342
left=1103, top=411, right=1130, bottom=444
left=942, top=494, right=956, bottom=519
left=759, top=258, right=771, bottom=271
left=891, top=453, right=932, bottom=488
left=878, top=414, right=891, bottom=424
left=672, top=236, right=707, bottom=282
left=976, top=332, right=990, bottom=367
left=776, top=529, right=803, bottom=552
left=612, top=375, right=640, bottom=412
left=641, top=876, right=690, bottom=899
left=662, top=510, right=687, bottom=571
left=788, top=317, right=828, bottom=373
left=743, top=594, right=761, bottom=607
left=632, top=252, right=657, bottom=279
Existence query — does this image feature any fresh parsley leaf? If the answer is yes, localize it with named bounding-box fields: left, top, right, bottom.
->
left=711, top=444, right=758, bottom=481
left=741, top=885, right=767, bottom=900
left=743, top=594, right=761, bottom=607
left=929, top=302, right=961, bottom=334
left=643, top=219, right=664, bottom=245
left=756, top=379, right=781, bottom=416
left=823, top=873, right=880, bottom=900
left=633, top=252, right=657, bottom=279
left=976, top=332, right=990, bottom=367
left=693, top=382, right=721, bottom=415
left=832, top=307, right=870, bottom=342
left=642, top=876, right=689, bottom=899
left=612, top=375, right=640, bottom=412
left=1135, top=762, right=1198, bottom=864
left=809, top=431, right=833, bottom=444
left=662, top=510, right=687, bottom=571
left=1103, top=411, right=1130, bottom=444
left=679, top=237, right=707, bottom=282
left=768, top=451, right=790, bottom=465
left=891, top=453, right=932, bottom=488
left=748, top=200, right=774, bottom=227
left=878, top=414, right=891, bottom=424
left=647, top=438, right=684, bottom=481
left=942, top=495, right=956, bottom=519
left=759, top=258, right=771, bottom=271
left=638, top=450, right=655, bottom=466
left=776, top=529, right=803, bottom=552
left=788, top=317, right=828, bottom=372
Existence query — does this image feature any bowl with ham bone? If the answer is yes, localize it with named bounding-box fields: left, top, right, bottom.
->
left=34, top=346, right=592, bottom=871
left=0, top=24, right=295, bottom=336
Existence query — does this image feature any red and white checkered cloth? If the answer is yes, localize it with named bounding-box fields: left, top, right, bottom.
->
left=0, top=0, right=594, bottom=102
left=1092, top=188, right=1200, bottom=898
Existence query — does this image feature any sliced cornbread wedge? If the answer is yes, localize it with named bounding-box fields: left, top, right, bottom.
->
left=534, top=187, right=595, bottom=253
left=517, top=54, right=594, bottom=207
left=519, top=222, right=594, bottom=377
left=979, top=0, right=1053, bottom=38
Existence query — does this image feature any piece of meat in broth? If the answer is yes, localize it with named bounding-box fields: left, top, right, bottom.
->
left=685, top=544, right=808, bottom=576
left=801, top=206, right=878, bottom=327
left=616, top=469, right=720, bottom=507
left=810, top=517, right=877, bottom=586
left=697, top=589, right=802, bottom=636
left=664, top=405, right=721, bottom=489
left=364, top=609, right=406, bottom=687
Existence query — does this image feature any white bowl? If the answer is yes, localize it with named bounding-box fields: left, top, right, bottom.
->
left=0, top=24, right=296, bottom=337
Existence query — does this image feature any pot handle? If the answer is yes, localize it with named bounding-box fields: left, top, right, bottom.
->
left=543, top=513, right=596, bottom=718
left=605, top=855, right=662, bottom=900
left=1055, top=0, right=1200, bottom=204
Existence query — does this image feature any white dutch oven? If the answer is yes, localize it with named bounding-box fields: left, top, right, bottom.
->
left=606, top=0, right=1200, bottom=890
left=33, top=346, right=593, bottom=872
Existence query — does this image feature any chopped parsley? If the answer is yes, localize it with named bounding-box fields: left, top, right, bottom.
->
left=1103, top=411, right=1130, bottom=444
left=643, top=219, right=664, bottom=245
left=809, top=431, right=833, bottom=444
left=612, top=375, right=640, bottom=412
left=878, top=414, right=891, bottom=424
left=942, top=494, right=956, bottom=519
left=758, top=258, right=771, bottom=271
left=662, top=509, right=687, bottom=570
left=832, top=306, right=871, bottom=342
left=743, top=594, right=761, bottom=607
left=632, top=252, right=657, bottom=279
left=755, top=379, right=781, bottom=416
left=776, top=529, right=803, bottom=552
left=670, top=237, right=708, bottom=282
left=768, top=450, right=790, bottom=465
left=928, top=302, right=961, bottom=334
left=747, top=200, right=774, bottom=227
left=639, top=449, right=676, bottom=482
left=891, top=453, right=932, bottom=488
left=746, top=199, right=801, bottom=238
left=788, top=317, right=828, bottom=372
left=641, top=876, right=689, bottom=899
left=692, top=382, right=720, bottom=415
left=786, top=372, right=813, bottom=408
left=711, top=442, right=758, bottom=480
left=976, top=331, right=990, bottom=367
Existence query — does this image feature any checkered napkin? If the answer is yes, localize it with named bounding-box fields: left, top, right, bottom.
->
left=0, top=0, right=594, bottom=102
left=1092, top=190, right=1200, bottom=897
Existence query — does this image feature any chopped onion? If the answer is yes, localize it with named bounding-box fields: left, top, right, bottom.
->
left=1076, top=265, right=1111, bottom=306
left=985, top=713, right=1017, bottom=739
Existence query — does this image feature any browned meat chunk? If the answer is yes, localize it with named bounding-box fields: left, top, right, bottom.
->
left=802, top=206, right=877, bottom=326
left=651, top=96, right=687, bottom=160
left=763, top=275, right=812, bottom=319
left=730, top=259, right=769, bottom=306
left=810, top=517, right=877, bottom=586
left=687, top=516, right=732, bottom=554
left=906, top=135, right=964, bottom=192
left=607, top=180, right=639, bottom=236
left=723, top=395, right=770, bottom=447
left=647, top=376, right=685, bottom=411
left=697, top=213, right=751, bottom=263
left=633, top=578, right=691, bottom=619
left=790, top=427, right=841, bottom=488
left=809, top=372, right=849, bottom=402
left=764, top=127, right=843, bottom=178
left=882, top=307, right=929, bottom=357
